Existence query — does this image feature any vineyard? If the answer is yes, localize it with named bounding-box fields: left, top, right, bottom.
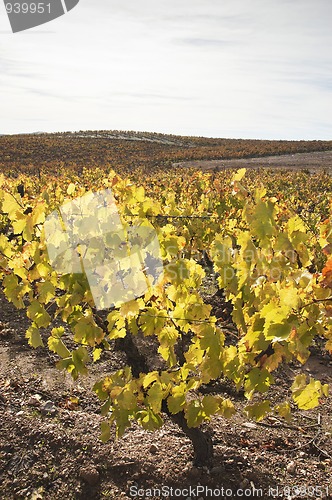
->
left=0, top=134, right=332, bottom=499
left=1, top=131, right=332, bottom=177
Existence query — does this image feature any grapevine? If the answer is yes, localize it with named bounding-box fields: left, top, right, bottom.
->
left=0, top=166, right=331, bottom=466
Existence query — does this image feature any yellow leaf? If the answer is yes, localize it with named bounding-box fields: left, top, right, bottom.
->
left=2, top=192, right=22, bottom=221
left=292, top=375, right=328, bottom=410
left=67, top=183, right=76, bottom=195
left=120, top=299, right=142, bottom=318
left=93, top=348, right=102, bottom=362
left=232, top=168, right=246, bottom=182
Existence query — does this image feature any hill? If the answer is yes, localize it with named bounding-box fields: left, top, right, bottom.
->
left=1, top=130, right=332, bottom=176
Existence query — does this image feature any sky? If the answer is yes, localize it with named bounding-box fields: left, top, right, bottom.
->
left=0, top=0, right=331, bottom=139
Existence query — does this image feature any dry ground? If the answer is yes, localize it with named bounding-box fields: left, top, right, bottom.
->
left=0, top=289, right=331, bottom=500
left=173, top=150, right=332, bottom=173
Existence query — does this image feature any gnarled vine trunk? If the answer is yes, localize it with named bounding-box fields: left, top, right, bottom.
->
left=115, top=332, right=214, bottom=467
left=162, top=401, right=213, bottom=466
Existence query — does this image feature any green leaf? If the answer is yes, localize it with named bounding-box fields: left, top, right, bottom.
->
left=279, top=285, right=299, bottom=311
left=244, top=400, right=271, bottom=421
left=27, top=301, right=51, bottom=328
left=139, top=307, right=167, bottom=336
left=72, top=347, right=89, bottom=376
left=100, top=421, right=111, bottom=442
left=199, top=353, right=223, bottom=383
left=36, top=262, right=52, bottom=278
left=161, top=235, right=186, bottom=259
left=117, top=385, right=138, bottom=411
left=185, top=400, right=205, bottom=428
left=202, top=395, right=220, bottom=416
left=107, top=311, right=127, bottom=340
left=100, top=398, right=112, bottom=416
left=167, top=384, right=186, bottom=414
left=275, top=402, right=292, bottom=422
left=48, top=334, right=71, bottom=359
left=37, top=280, right=55, bottom=304
left=115, top=410, right=132, bottom=438
left=93, top=379, right=110, bottom=401
left=249, top=200, right=276, bottom=244
left=138, top=409, right=163, bottom=431
left=221, top=346, right=243, bottom=386
left=73, top=317, right=104, bottom=346
left=0, top=234, right=13, bottom=258
left=286, top=215, right=307, bottom=235
left=218, top=398, right=236, bottom=418
left=147, top=382, right=164, bottom=413
left=196, top=323, right=223, bottom=354
left=158, top=325, right=179, bottom=347
left=244, top=368, right=274, bottom=399
left=3, top=274, right=25, bottom=308
left=26, top=324, right=44, bottom=348
left=261, top=303, right=293, bottom=341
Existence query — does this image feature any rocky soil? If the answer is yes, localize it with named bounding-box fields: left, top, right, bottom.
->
left=0, top=290, right=331, bottom=500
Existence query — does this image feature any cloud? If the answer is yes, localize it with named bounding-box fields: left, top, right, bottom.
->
left=112, top=91, right=194, bottom=101
left=174, top=37, right=240, bottom=48
left=0, top=0, right=331, bottom=139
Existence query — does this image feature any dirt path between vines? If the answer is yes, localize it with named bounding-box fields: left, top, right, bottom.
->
left=173, top=150, right=332, bottom=173
left=0, top=290, right=332, bottom=499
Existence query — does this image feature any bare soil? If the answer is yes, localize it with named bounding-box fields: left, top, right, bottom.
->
left=173, top=151, right=332, bottom=173
left=0, top=290, right=332, bottom=500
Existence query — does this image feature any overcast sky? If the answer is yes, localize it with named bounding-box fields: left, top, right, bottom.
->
left=0, top=0, right=331, bottom=139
